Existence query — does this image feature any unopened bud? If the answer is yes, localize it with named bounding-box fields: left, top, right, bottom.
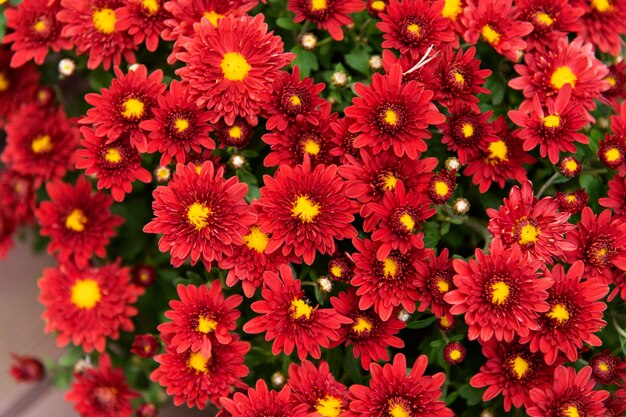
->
left=58, top=58, right=76, bottom=77
left=229, top=154, right=246, bottom=169
left=369, top=55, right=382, bottom=71
left=271, top=371, right=286, bottom=388
left=154, top=166, right=171, bottom=182
left=317, top=276, right=333, bottom=293
left=444, top=157, right=461, bottom=172
left=300, top=33, right=318, bottom=51
left=128, top=63, right=140, bottom=71
left=397, top=309, right=410, bottom=322
left=331, top=71, right=348, bottom=87
left=452, top=198, right=470, bottom=215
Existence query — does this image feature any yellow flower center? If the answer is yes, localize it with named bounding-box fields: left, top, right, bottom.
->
left=220, top=52, right=251, bottom=82
left=565, top=194, right=577, bottom=204
left=509, top=355, right=529, bottom=379
left=449, top=349, right=462, bottom=361
left=381, top=172, right=398, bottom=190
left=591, top=0, right=613, bottom=12
left=141, top=0, right=159, bottom=15
left=605, top=147, right=622, bottom=162
left=383, top=257, right=398, bottom=278
left=462, top=123, right=474, bottom=138
left=565, top=159, right=578, bottom=172
left=121, top=97, right=145, bottom=119
left=388, top=402, right=411, bottom=417
left=0, top=72, right=9, bottom=92
left=302, top=138, right=321, bottom=155
left=315, top=396, right=343, bottom=417
left=92, top=8, right=117, bottom=34
left=188, top=352, right=209, bottom=373
left=186, top=202, right=211, bottom=231
left=33, top=18, right=48, bottom=33
left=607, top=76, right=617, bottom=86
left=242, top=226, right=269, bottom=253
left=547, top=303, right=570, bottom=324
left=491, top=281, right=510, bottom=305
left=31, top=134, right=53, bottom=154
left=370, top=0, right=385, bottom=10
left=290, top=95, right=302, bottom=106
left=70, top=278, right=101, bottom=309
left=406, top=23, right=420, bottom=36
left=488, top=140, right=508, bottom=162
left=454, top=71, right=465, bottom=84
left=174, top=118, right=189, bottom=133
left=352, top=316, right=373, bottom=334
left=437, top=279, right=449, bottom=293
left=311, top=0, right=327, bottom=11
left=229, top=125, right=242, bottom=139
left=330, top=265, right=342, bottom=278
left=442, top=0, right=463, bottom=20
left=384, top=109, right=398, bottom=126
left=535, top=11, right=554, bottom=25
left=291, top=195, right=320, bottom=223
left=104, top=147, right=122, bottom=164
left=562, top=405, right=580, bottom=417
left=519, top=224, right=541, bottom=245
left=196, top=315, right=218, bottom=334
left=65, top=209, right=88, bottom=232
left=434, top=180, right=450, bottom=197
left=543, top=114, right=561, bottom=128
left=481, top=24, right=500, bottom=44
left=551, top=66, right=577, bottom=90
left=290, top=298, right=313, bottom=319
left=203, top=10, right=223, bottom=27
left=399, top=213, right=415, bottom=231
left=440, top=316, right=451, bottom=327
left=598, top=361, right=610, bottom=372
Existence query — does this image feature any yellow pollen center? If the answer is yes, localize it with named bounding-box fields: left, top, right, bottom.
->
left=566, top=195, right=577, bottom=203
left=383, top=257, right=398, bottom=278
left=121, top=98, right=145, bottom=119
left=454, top=71, right=465, bottom=84
left=519, top=224, right=541, bottom=245
left=491, top=281, right=510, bottom=305
left=315, top=396, right=343, bottom=417
left=352, top=316, right=373, bottom=334
left=389, top=402, right=411, bottom=417
left=535, top=11, right=554, bottom=25
left=547, top=303, right=570, bottom=324
left=434, top=180, right=450, bottom=197
left=437, top=279, right=449, bottom=293
left=330, top=265, right=342, bottom=277
left=92, top=8, right=117, bottom=34
left=384, top=109, right=398, bottom=126
left=544, top=114, right=561, bottom=128
left=31, top=134, right=53, bottom=154
left=291, top=195, right=320, bottom=223
left=598, top=362, right=610, bottom=372
left=141, top=0, right=159, bottom=15
left=203, top=11, right=223, bottom=27
left=0, top=72, right=9, bottom=92
left=104, top=148, right=122, bottom=163
left=449, top=349, right=462, bottom=360
left=407, top=23, right=420, bottom=36
left=510, top=356, right=530, bottom=379
left=196, top=315, right=218, bottom=334
left=290, top=298, right=313, bottom=319
left=220, top=52, right=251, bottom=82
left=605, top=148, right=622, bottom=162
left=591, top=0, right=613, bottom=12
left=442, top=0, right=463, bottom=20
left=440, top=316, right=451, bottom=327
left=242, top=226, right=269, bottom=253
left=302, top=138, right=321, bottom=155
left=565, top=159, right=578, bottom=172
left=381, top=172, right=398, bottom=190
left=290, top=95, right=302, bottom=106
left=607, top=76, right=617, bottom=86
left=70, top=279, right=101, bottom=309
left=33, top=19, right=48, bottom=33
left=186, top=202, right=211, bottom=231
left=311, top=0, right=327, bottom=11
left=371, top=0, right=386, bottom=10
left=399, top=213, right=415, bottom=231
left=65, top=209, right=88, bottom=232
left=481, top=24, right=501, bottom=44
left=488, top=140, right=508, bottom=162
left=563, top=405, right=580, bottom=417
left=229, top=126, right=242, bottom=139
left=188, top=352, right=209, bottom=373
left=174, top=118, right=189, bottom=133
left=462, top=123, right=474, bottom=138
left=551, top=66, right=577, bottom=89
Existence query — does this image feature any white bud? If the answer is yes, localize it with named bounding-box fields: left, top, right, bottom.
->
left=317, top=276, right=333, bottom=293
left=331, top=72, right=348, bottom=87
left=444, top=157, right=461, bottom=172
left=369, top=55, right=382, bottom=71
left=397, top=309, right=410, bottom=322
left=58, top=58, right=76, bottom=77
left=271, top=372, right=286, bottom=388
left=300, top=33, right=318, bottom=51
left=228, top=154, right=246, bottom=169
left=452, top=198, right=470, bottom=215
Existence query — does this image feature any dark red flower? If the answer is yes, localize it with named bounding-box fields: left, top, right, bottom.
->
left=131, top=264, right=156, bottom=287
left=601, top=61, right=626, bottom=109
left=515, top=0, right=584, bottom=51
left=288, top=0, right=365, bottom=41
left=131, top=334, right=161, bottom=358
left=559, top=156, right=582, bottom=177
left=327, top=252, right=355, bottom=283
left=574, top=0, right=626, bottom=56
left=0, top=48, right=39, bottom=123
left=439, top=103, right=495, bottom=164
left=220, top=380, right=308, bottom=417
left=427, top=169, right=456, bottom=204
left=600, top=174, right=626, bottom=219
left=116, top=0, right=171, bottom=51
left=414, top=248, right=456, bottom=320
left=590, top=350, right=626, bottom=385
left=443, top=341, right=466, bottom=365
left=286, top=360, right=349, bottom=416
left=0, top=208, right=16, bottom=260
left=0, top=169, right=36, bottom=225
left=329, top=117, right=360, bottom=164
left=214, top=117, right=254, bottom=148
left=9, top=354, right=45, bottom=383
left=555, top=189, right=588, bottom=214
left=598, top=136, right=626, bottom=169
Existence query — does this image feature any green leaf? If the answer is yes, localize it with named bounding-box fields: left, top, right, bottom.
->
left=406, top=316, right=437, bottom=329
left=276, top=17, right=297, bottom=30
left=423, top=221, right=442, bottom=248
left=0, top=12, right=6, bottom=42
left=345, top=50, right=370, bottom=75
left=458, top=383, right=484, bottom=406
left=445, top=391, right=459, bottom=406
left=291, top=46, right=318, bottom=77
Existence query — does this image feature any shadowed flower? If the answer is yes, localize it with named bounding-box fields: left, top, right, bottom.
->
left=288, top=0, right=365, bottom=41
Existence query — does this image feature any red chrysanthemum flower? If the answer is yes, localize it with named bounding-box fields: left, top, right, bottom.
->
left=367, top=0, right=389, bottom=16
left=600, top=137, right=626, bottom=170
left=508, top=86, right=589, bottom=164
left=144, top=161, right=255, bottom=268
left=461, top=0, right=533, bottom=61
left=439, top=103, right=495, bottom=164
left=288, top=0, right=365, bottom=41
left=57, top=0, right=137, bottom=70
left=520, top=262, right=608, bottom=364
left=516, top=0, right=584, bottom=51
left=9, top=354, right=44, bottom=383
left=328, top=252, right=355, bottom=282
left=158, top=281, right=242, bottom=357
left=590, top=350, right=626, bottom=385
left=564, top=207, right=626, bottom=283
left=414, top=248, right=456, bottom=320
left=2, top=0, right=72, bottom=67
left=329, top=117, right=360, bottom=164
left=330, top=289, right=405, bottom=369
left=287, top=360, right=349, bottom=416
left=176, top=14, right=294, bottom=126
left=574, top=0, right=626, bottom=56
left=0, top=169, right=36, bottom=225
left=116, top=0, right=171, bottom=51
left=243, top=265, right=350, bottom=360
left=600, top=174, right=626, bottom=219
left=470, top=337, right=558, bottom=411
left=443, top=341, right=466, bottom=365
left=214, top=117, right=254, bottom=148
left=0, top=48, right=39, bottom=123
left=151, top=334, right=250, bottom=409
left=1, top=103, right=78, bottom=184
left=486, top=180, right=575, bottom=264
left=346, top=354, right=453, bottom=417
left=509, top=37, right=610, bottom=116
left=76, top=128, right=151, bottom=202
left=444, top=238, right=552, bottom=342
left=66, top=354, right=139, bottom=417
left=559, top=155, right=582, bottom=177
left=131, top=334, right=160, bottom=358
left=35, top=177, right=123, bottom=268
left=82, top=65, right=165, bottom=152
left=345, top=64, right=445, bottom=160
left=527, top=366, right=610, bottom=417
left=601, top=61, right=626, bottom=110
left=351, top=237, right=427, bottom=321
left=605, top=392, right=626, bottom=417
left=141, top=80, right=214, bottom=165
left=555, top=189, right=588, bottom=214
left=220, top=380, right=308, bottom=417
left=256, top=157, right=357, bottom=265
left=427, top=169, right=456, bottom=204
left=39, top=260, right=143, bottom=352
left=377, top=0, right=455, bottom=59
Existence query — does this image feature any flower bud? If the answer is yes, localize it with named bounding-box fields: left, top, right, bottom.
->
left=271, top=371, right=286, bottom=388
left=443, top=341, right=466, bottom=365
left=136, top=403, right=158, bottom=417
left=331, top=71, right=348, bottom=87
left=317, top=276, right=333, bottom=293
left=558, top=156, right=581, bottom=177
left=10, top=354, right=45, bottom=383
left=154, top=166, right=171, bottom=182
left=300, top=33, right=318, bottom=50
left=131, top=334, right=160, bottom=358
left=369, top=55, right=383, bottom=71
left=328, top=253, right=354, bottom=282
left=437, top=315, right=456, bottom=332
left=58, top=58, right=76, bottom=77
left=590, top=350, right=621, bottom=385
left=444, top=157, right=461, bottom=172
left=132, top=265, right=157, bottom=287
left=452, top=198, right=470, bottom=215
left=397, top=309, right=410, bottom=322
left=228, top=154, right=246, bottom=169
left=428, top=170, right=456, bottom=204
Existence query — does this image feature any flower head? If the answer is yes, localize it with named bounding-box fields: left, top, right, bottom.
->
left=414, top=248, right=456, bottom=320
left=575, top=0, right=626, bottom=56
left=287, top=360, right=349, bottom=416
left=10, top=354, right=45, bottom=383
left=516, top=0, right=584, bottom=51
left=439, top=104, right=495, bottom=164
left=116, top=0, right=171, bottom=51
left=220, top=380, right=308, bottom=417
left=0, top=48, right=39, bottom=122
left=288, top=0, right=365, bottom=41
left=555, top=189, right=588, bottom=214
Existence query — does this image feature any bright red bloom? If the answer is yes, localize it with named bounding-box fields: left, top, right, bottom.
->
left=345, top=64, right=444, bottom=160
left=508, top=86, right=589, bottom=164
left=329, top=117, right=360, bottom=164
left=144, top=161, right=255, bottom=268
left=288, top=0, right=365, bottom=41
left=220, top=380, right=308, bottom=417
left=461, top=0, right=533, bottom=61
left=66, top=354, right=139, bottom=417
left=555, top=189, right=588, bottom=214
left=158, top=281, right=242, bottom=358
left=574, top=0, right=626, bottom=56
left=57, top=0, right=137, bottom=70
left=243, top=265, right=350, bottom=360
left=82, top=65, right=165, bottom=152
left=0, top=49, right=39, bottom=123
left=176, top=15, right=294, bottom=126
left=599, top=174, right=626, bottom=219
left=330, top=289, right=405, bottom=369
left=439, top=104, right=495, bottom=164
left=9, top=354, right=45, bottom=383
left=141, top=80, right=214, bottom=165
left=414, top=248, right=456, bottom=320
left=351, top=237, right=426, bottom=321
left=256, top=157, right=357, bottom=265
left=131, top=334, right=160, bottom=358
left=76, top=128, right=151, bottom=202
left=286, top=360, right=349, bottom=416
left=2, top=0, right=72, bottom=67
left=377, top=0, right=455, bottom=59
left=0, top=169, right=36, bottom=225
left=39, top=261, right=143, bottom=352
left=151, top=334, right=250, bottom=409
left=116, top=0, right=171, bottom=51
left=444, top=238, right=552, bottom=342
left=346, top=354, right=453, bottom=417
left=605, top=392, right=626, bottom=417
left=470, top=337, right=557, bottom=411
left=36, top=177, right=123, bottom=268
left=527, top=366, right=610, bottom=417
left=516, top=0, right=584, bottom=51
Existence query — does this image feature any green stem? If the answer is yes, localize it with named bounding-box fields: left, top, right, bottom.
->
left=536, top=172, right=560, bottom=199
left=442, top=206, right=492, bottom=251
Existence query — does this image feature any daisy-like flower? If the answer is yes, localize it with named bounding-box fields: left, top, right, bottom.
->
left=214, top=117, right=254, bottom=148
left=516, top=0, right=584, bottom=51
left=559, top=155, right=582, bottom=177
left=35, top=177, right=123, bottom=268
left=439, top=104, right=495, bottom=164
left=329, top=117, right=360, bottom=164
left=470, top=337, right=558, bottom=411
left=76, top=128, right=151, bottom=202
left=564, top=207, right=626, bottom=283
left=82, top=65, right=165, bottom=152
left=575, top=0, right=626, bottom=56
left=221, top=380, right=308, bottom=417
left=590, top=350, right=626, bottom=385
left=601, top=61, right=626, bottom=110
left=345, top=64, right=445, bottom=160
left=444, top=238, right=552, bottom=342
left=526, top=366, right=610, bottom=417
left=328, top=253, right=355, bottom=283
left=243, top=265, right=351, bottom=360
left=0, top=169, right=37, bottom=225
left=486, top=180, right=575, bottom=264
left=2, top=0, right=72, bottom=67
left=256, top=157, right=357, bottom=265
left=427, top=169, right=456, bottom=204
left=176, top=14, right=294, bottom=126
left=599, top=174, right=626, bottom=218
left=66, top=354, right=139, bottom=417
left=555, top=189, right=588, bottom=214
left=288, top=0, right=364, bottom=41
left=377, top=0, right=455, bottom=59
left=599, top=136, right=626, bottom=170
left=57, top=0, right=137, bottom=70
left=508, top=85, right=589, bottom=164
left=39, top=261, right=143, bottom=352
left=509, top=37, right=609, bottom=116
left=151, top=334, right=250, bottom=409
left=287, top=360, right=349, bottom=416
left=144, top=161, right=255, bottom=268
left=116, top=0, right=171, bottom=51
left=141, top=80, right=214, bottom=165
left=461, top=0, right=533, bottom=61
left=414, top=248, right=456, bottom=320
left=157, top=281, right=242, bottom=357
left=443, top=341, right=466, bottom=365
left=520, top=262, right=608, bottom=364
left=330, top=289, right=405, bottom=369
left=0, top=48, right=39, bottom=123
left=347, top=354, right=453, bottom=417
left=351, top=237, right=426, bottom=321
left=1, top=103, right=78, bottom=184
